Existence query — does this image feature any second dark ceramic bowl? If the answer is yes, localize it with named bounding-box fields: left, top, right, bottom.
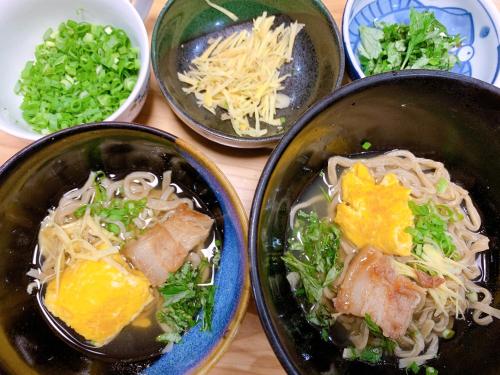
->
left=250, top=70, right=500, bottom=374
left=151, top=0, right=345, bottom=148
left=0, top=123, right=249, bottom=374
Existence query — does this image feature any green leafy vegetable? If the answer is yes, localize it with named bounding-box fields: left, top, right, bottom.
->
left=282, top=210, right=342, bottom=338
left=344, top=346, right=383, bottom=363
left=358, top=8, right=461, bottom=76
left=156, top=262, right=216, bottom=344
left=364, top=313, right=383, bottom=335
left=16, top=20, right=140, bottom=134
left=406, top=201, right=459, bottom=258
left=364, top=314, right=396, bottom=355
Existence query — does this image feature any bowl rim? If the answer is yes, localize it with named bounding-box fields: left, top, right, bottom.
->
left=0, top=0, right=151, bottom=141
left=248, top=69, right=500, bottom=374
left=341, top=0, right=500, bottom=86
left=0, top=121, right=250, bottom=374
left=150, top=0, right=346, bottom=148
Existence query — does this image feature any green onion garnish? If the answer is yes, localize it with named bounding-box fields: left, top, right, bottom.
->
left=436, top=177, right=448, bottom=194
left=406, top=362, right=420, bottom=374
left=16, top=20, right=140, bottom=134
left=442, top=328, right=454, bottom=339
left=406, top=201, right=457, bottom=258
left=361, top=141, right=372, bottom=150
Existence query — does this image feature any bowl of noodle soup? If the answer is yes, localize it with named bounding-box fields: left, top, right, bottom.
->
left=0, top=123, right=248, bottom=374
left=249, top=70, right=500, bottom=375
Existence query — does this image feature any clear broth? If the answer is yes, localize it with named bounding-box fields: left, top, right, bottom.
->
left=32, top=178, right=221, bottom=362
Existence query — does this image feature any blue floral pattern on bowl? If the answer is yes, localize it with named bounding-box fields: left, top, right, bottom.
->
left=343, top=0, right=500, bottom=86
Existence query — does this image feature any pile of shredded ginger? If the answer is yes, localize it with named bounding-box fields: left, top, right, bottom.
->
left=178, top=12, right=304, bottom=137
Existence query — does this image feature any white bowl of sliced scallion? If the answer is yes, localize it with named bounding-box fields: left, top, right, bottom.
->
left=0, top=0, right=152, bottom=140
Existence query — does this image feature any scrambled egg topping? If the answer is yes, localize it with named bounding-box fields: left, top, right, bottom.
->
left=44, top=256, right=153, bottom=346
left=335, top=162, right=414, bottom=256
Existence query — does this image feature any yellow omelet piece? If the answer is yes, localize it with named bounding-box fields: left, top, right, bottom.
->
left=335, top=162, right=414, bottom=256
left=44, top=256, right=153, bottom=347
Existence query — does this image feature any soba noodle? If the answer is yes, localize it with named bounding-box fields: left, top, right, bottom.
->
left=286, top=150, right=499, bottom=368
left=27, top=171, right=195, bottom=295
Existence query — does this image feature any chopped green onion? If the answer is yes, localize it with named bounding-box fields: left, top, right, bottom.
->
left=364, top=313, right=396, bottom=354
left=16, top=20, right=140, bottom=134
left=442, top=328, right=454, bottom=339
left=436, top=177, right=448, bottom=194
left=426, top=366, right=438, bottom=375
left=73, top=205, right=87, bottom=218
left=359, top=346, right=382, bottom=363
left=467, top=290, right=478, bottom=302
left=406, top=201, right=457, bottom=258
left=361, top=141, right=372, bottom=150
left=364, top=313, right=382, bottom=335
left=106, top=223, right=120, bottom=235
left=279, top=117, right=286, bottom=125
left=406, top=361, right=420, bottom=374
left=320, top=186, right=332, bottom=203
left=343, top=346, right=382, bottom=363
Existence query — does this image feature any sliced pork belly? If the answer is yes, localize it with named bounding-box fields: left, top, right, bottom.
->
left=334, top=246, right=424, bottom=339
left=124, top=204, right=213, bottom=286
left=164, top=204, right=214, bottom=251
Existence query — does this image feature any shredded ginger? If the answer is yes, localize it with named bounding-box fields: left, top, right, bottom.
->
left=178, top=12, right=304, bottom=137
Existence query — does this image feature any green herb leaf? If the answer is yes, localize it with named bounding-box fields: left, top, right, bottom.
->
left=157, top=262, right=216, bottom=344
left=345, top=346, right=383, bottom=363
left=358, top=8, right=461, bottom=76
left=358, top=26, right=384, bottom=59
left=364, top=313, right=383, bottom=335
left=364, top=314, right=396, bottom=355
left=283, top=210, right=342, bottom=338
left=359, top=346, right=383, bottom=363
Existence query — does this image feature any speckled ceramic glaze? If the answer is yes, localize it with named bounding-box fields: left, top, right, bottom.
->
left=151, top=0, right=345, bottom=148
left=343, top=0, right=500, bottom=86
left=250, top=71, right=500, bottom=375
left=0, top=123, right=249, bottom=375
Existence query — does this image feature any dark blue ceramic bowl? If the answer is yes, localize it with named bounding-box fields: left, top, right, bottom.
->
left=0, top=123, right=249, bottom=374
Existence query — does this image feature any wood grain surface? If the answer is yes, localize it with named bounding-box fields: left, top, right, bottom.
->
left=1, top=1, right=499, bottom=373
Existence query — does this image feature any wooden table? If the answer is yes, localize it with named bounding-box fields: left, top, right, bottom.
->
left=1, top=1, right=499, bottom=373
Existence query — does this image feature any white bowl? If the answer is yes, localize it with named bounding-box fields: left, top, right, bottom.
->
left=0, top=0, right=152, bottom=140
left=342, top=0, right=500, bottom=87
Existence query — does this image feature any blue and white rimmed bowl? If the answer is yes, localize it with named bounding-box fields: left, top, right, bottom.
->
left=342, top=0, right=500, bottom=86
